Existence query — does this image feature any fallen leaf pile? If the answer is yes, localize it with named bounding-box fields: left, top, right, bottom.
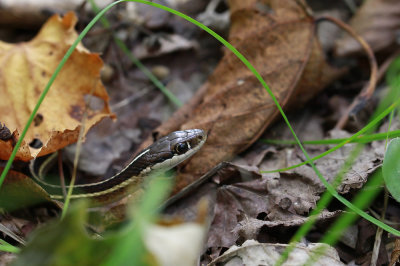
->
left=164, top=162, right=340, bottom=260
left=163, top=107, right=397, bottom=260
left=2, top=0, right=398, bottom=264
left=136, top=0, right=343, bottom=193
left=0, top=12, right=113, bottom=161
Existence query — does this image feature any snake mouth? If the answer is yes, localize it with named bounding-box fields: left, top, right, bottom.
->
left=186, top=129, right=207, bottom=151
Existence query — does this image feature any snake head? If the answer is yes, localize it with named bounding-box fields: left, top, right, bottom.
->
left=139, top=129, right=207, bottom=173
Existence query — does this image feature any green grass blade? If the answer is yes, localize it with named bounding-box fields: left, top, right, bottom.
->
left=276, top=142, right=375, bottom=265
left=322, top=162, right=384, bottom=246
left=143, top=0, right=400, bottom=236
left=278, top=58, right=400, bottom=264
left=61, top=108, right=90, bottom=218
left=0, top=239, right=20, bottom=253
left=261, top=129, right=400, bottom=145
left=262, top=98, right=400, bottom=174
left=103, top=175, right=172, bottom=266
left=102, top=2, right=399, bottom=236
left=297, top=170, right=384, bottom=266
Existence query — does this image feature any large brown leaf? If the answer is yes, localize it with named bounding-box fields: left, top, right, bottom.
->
left=0, top=12, right=113, bottom=161
left=136, top=0, right=342, bottom=193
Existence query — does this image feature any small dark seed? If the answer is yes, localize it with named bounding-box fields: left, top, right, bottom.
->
left=0, top=123, right=12, bottom=140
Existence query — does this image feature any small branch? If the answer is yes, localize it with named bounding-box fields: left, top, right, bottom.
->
left=315, top=15, right=378, bottom=129
left=57, top=150, right=67, bottom=197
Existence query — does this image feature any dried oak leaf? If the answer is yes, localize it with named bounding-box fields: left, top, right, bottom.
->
left=163, top=163, right=339, bottom=251
left=136, top=0, right=342, bottom=193
left=0, top=12, right=113, bottom=161
left=257, top=129, right=383, bottom=195
left=207, top=171, right=339, bottom=249
left=335, top=0, right=400, bottom=56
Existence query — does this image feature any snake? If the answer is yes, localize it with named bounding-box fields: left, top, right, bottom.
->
left=30, top=129, right=206, bottom=203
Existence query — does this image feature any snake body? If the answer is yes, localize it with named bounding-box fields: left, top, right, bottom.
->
left=31, top=129, right=206, bottom=203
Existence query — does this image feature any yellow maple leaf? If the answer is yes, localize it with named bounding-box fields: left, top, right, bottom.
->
left=0, top=12, right=114, bottom=161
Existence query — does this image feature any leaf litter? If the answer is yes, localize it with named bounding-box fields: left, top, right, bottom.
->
left=208, top=240, right=344, bottom=266
left=165, top=88, right=398, bottom=262
left=0, top=0, right=399, bottom=265
left=135, top=0, right=344, bottom=196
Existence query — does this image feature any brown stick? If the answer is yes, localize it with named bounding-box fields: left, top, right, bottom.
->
left=315, top=15, right=378, bottom=129
left=57, top=150, right=67, bottom=197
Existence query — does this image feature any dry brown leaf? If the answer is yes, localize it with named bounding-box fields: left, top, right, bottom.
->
left=256, top=119, right=385, bottom=194
left=136, top=0, right=342, bottom=193
left=208, top=240, right=344, bottom=266
left=163, top=163, right=339, bottom=252
left=0, top=12, right=114, bottom=161
left=335, top=0, right=400, bottom=56
left=207, top=171, right=339, bottom=250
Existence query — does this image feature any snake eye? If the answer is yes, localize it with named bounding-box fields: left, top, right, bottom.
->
left=175, top=142, right=189, bottom=154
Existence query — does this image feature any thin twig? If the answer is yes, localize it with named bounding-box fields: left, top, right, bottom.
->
left=57, top=150, right=67, bottom=197
left=370, top=188, right=389, bottom=266
left=315, top=15, right=378, bottom=129
left=371, top=111, right=396, bottom=265
left=60, top=89, right=96, bottom=219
